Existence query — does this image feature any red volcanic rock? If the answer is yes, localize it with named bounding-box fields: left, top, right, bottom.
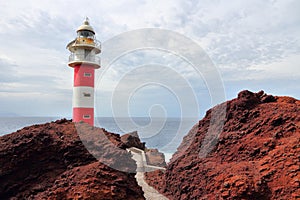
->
left=145, top=90, right=300, bottom=200
left=0, top=119, right=145, bottom=200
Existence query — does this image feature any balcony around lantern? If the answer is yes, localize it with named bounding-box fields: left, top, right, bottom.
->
left=68, top=53, right=101, bottom=68
left=67, top=38, right=101, bottom=54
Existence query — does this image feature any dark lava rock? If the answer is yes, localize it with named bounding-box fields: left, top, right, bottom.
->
left=145, top=148, right=166, bottom=167
left=0, top=119, right=145, bottom=200
left=121, top=132, right=166, bottom=167
left=121, top=131, right=145, bottom=150
left=145, top=90, right=300, bottom=200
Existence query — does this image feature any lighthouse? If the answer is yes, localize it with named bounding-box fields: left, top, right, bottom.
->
left=66, top=18, right=101, bottom=126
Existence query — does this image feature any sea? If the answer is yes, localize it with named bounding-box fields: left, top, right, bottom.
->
left=0, top=117, right=197, bottom=162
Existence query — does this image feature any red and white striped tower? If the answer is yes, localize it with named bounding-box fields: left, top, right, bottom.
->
left=67, top=18, right=101, bottom=126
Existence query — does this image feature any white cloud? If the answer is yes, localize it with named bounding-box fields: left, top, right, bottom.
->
left=0, top=0, right=299, bottom=116
left=249, top=53, right=300, bottom=79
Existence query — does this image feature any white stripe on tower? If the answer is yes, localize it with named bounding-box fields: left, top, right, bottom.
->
left=73, top=86, right=94, bottom=108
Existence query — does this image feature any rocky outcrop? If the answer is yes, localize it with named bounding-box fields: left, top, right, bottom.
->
left=145, top=149, right=166, bottom=167
left=121, top=131, right=145, bottom=150
left=121, top=132, right=166, bottom=168
left=0, top=119, right=145, bottom=200
left=145, top=90, right=300, bottom=199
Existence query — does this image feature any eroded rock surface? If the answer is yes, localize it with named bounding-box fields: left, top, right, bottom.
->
left=0, top=119, right=145, bottom=200
left=146, top=90, right=300, bottom=200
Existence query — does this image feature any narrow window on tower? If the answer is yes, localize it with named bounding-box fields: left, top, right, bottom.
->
left=83, top=115, right=91, bottom=119
left=84, top=72, right=92, bottom=77
left=83, top=92, right=91, bottom=97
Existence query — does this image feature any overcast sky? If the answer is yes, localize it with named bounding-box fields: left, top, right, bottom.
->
left=0, top=0, right=299, bottom=118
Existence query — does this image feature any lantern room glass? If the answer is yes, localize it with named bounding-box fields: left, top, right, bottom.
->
left=78, top=30, right=95, bottom=39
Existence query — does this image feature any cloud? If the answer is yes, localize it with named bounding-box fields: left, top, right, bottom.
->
left=180, top=0, right=300, bottom=67
left=249, top=53, right=300, bottom=79
left=0, top=58, right=19, bottom=83
left=0, top=0, right=299, bottom=116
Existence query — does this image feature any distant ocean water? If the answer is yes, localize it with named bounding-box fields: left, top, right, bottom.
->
left=0, top=117, right=60, bottom=136
left=0, top=117, right=197, bottom=162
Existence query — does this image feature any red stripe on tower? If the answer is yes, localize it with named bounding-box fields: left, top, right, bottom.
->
left=73, top=107, right=94, bottom=125
left=66, top=17, right=101, bottom=126
left=74, top=65, right=95, bottom=87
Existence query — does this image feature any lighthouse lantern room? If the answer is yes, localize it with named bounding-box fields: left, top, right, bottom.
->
left=67, top=18, right=101, bottom=126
